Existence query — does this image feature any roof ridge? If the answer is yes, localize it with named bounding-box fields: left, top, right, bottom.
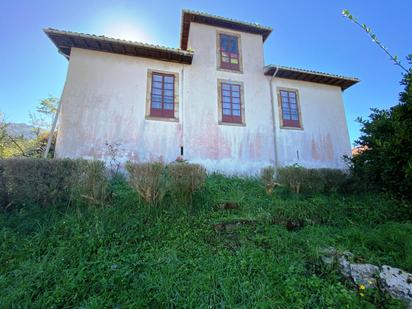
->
left=181, top=9, right=273, bottom=31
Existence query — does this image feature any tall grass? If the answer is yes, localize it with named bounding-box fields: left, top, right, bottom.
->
left=0, top=174, right=410, bottom=307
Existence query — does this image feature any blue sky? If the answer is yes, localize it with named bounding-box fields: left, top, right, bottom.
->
left=0, top=0, right=411, bottom=145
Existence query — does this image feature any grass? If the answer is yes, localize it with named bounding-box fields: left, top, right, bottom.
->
left=0, top=174, right=411, bottom=307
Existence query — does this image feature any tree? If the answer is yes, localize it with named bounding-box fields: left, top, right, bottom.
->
left=30, top=96, right=59, bottom=134
left=352, top=57, right=411, bottom=197
left=343, top=10, right=412, bottom=198
left=0, top=96, right=59, bottom=159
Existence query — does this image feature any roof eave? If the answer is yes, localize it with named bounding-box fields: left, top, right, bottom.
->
left=264, top=64, right=359, bottom=91
left=44, top=28, right=193, bottom=64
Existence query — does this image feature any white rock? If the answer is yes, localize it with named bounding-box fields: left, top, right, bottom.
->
left=338, top=256, right=351, bottom=278
left=350, top=263, right=379, bottom=288
left=379, top=265, right=412, bottom=308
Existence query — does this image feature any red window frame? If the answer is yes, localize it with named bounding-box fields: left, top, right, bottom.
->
left=150, top=72, right=175, bottom=118
left=221, top=82, right=242, bottom=124
left=219, top=34, right=240, bottom=71
left=279, top=90, right=300, bottom=128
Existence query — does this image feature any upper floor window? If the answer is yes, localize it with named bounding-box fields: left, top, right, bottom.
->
left=218, top=33, right=241, bottom=72
left=150, top=72, right=175, bottom=118
left=278, top=89, right=302, bottom=128
left=218, top=81, right=244, bottom=124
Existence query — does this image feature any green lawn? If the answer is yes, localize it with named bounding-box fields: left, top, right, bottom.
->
left=1, top=175, right=411, bottom=307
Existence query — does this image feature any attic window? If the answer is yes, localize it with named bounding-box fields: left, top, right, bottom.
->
left=218, top=33, right=241, bottom=72
left=278, top=89, right=302, bottom=129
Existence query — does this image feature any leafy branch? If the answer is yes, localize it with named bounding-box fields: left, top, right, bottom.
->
left=342, top=9, right=409, bottom=73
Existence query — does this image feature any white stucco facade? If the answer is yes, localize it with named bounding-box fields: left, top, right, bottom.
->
left=52, top=14, right=355, bottom=175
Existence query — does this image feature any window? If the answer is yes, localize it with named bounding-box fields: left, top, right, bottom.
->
left=218, top=33, right=241, bottom=71
left=219, top=81, right=244, bottom=124
left=150, top=72, right=175, bottom=118
left=278, top=89, right=301, bottom=128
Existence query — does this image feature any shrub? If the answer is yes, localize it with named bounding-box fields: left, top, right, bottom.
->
left=76, top=160, right=110, bottom=206
left=277, top=165, right=348, bottom=194
left=0, top=158, right=109, bottom=208
left=260, top=166, right=279, bottom=196
left=168, top=162, right=207, bottom=205
left=125, top=161, right=167, bottom=205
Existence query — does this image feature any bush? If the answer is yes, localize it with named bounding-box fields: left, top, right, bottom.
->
left=277, top=165, right=348, bottom=194
left=76, top=160, right=110, bottom=206
left=168, top=162, right=207, bottom=204
left=260, top=166, right=279, bottom=195
left=125, top=161, right=166, bottom=205
left=0, top=158, right=109, bottom=208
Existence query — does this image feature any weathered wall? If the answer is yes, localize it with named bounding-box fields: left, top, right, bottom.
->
left=56, top=26, right=351, bottom=175
left=270, top=77, right=351, bottom=169
left=56, top=47, right=186, bottom=163
left=183, top=23, right=275, bottom=175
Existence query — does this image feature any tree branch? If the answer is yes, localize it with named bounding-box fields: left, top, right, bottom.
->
left=7, top=134, right=28, bottom=157
left=342, top=9, right=409, bottom=73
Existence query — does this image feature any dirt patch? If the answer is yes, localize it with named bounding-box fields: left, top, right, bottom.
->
left=216, top=202, right=240, bottom=210
left=214, top=219, right=256, bottom=233
left=271, top=217, right=305, bottom=231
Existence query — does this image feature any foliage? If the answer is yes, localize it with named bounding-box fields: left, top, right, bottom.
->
left=0, top=158, right=108, bottom=208
left=276, top=165, right=349, bottom=194
left=0, top=175, right=410, bottom=307
left=349, top=55, right=412, bottom=198
left=260, top=166, right=279, bottom=195
left=125, top=161, right=167, bottom=205
left=167, top=162, right=207, bottom=205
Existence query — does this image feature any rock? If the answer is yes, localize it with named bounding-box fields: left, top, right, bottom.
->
left=320, top=247, right=337, bottom=266
left=336, top=251, right=354, bottom=278
left=338, top=256, right=351, bottom=278
left=350, top=263, right=379, bottom=288
left=379, top=265, right=412, bottom=307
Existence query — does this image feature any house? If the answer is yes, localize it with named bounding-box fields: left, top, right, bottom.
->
left=45, top=10, right=358, bottom=175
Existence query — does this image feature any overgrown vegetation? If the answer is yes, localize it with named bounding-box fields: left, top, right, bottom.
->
left=0, top=158, right=109, bottom=208
left=168, top=162, right=206, bottom=205
left=0, top=159, right=411, bottom=307
left=276, top=165, right=349, bottom=194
